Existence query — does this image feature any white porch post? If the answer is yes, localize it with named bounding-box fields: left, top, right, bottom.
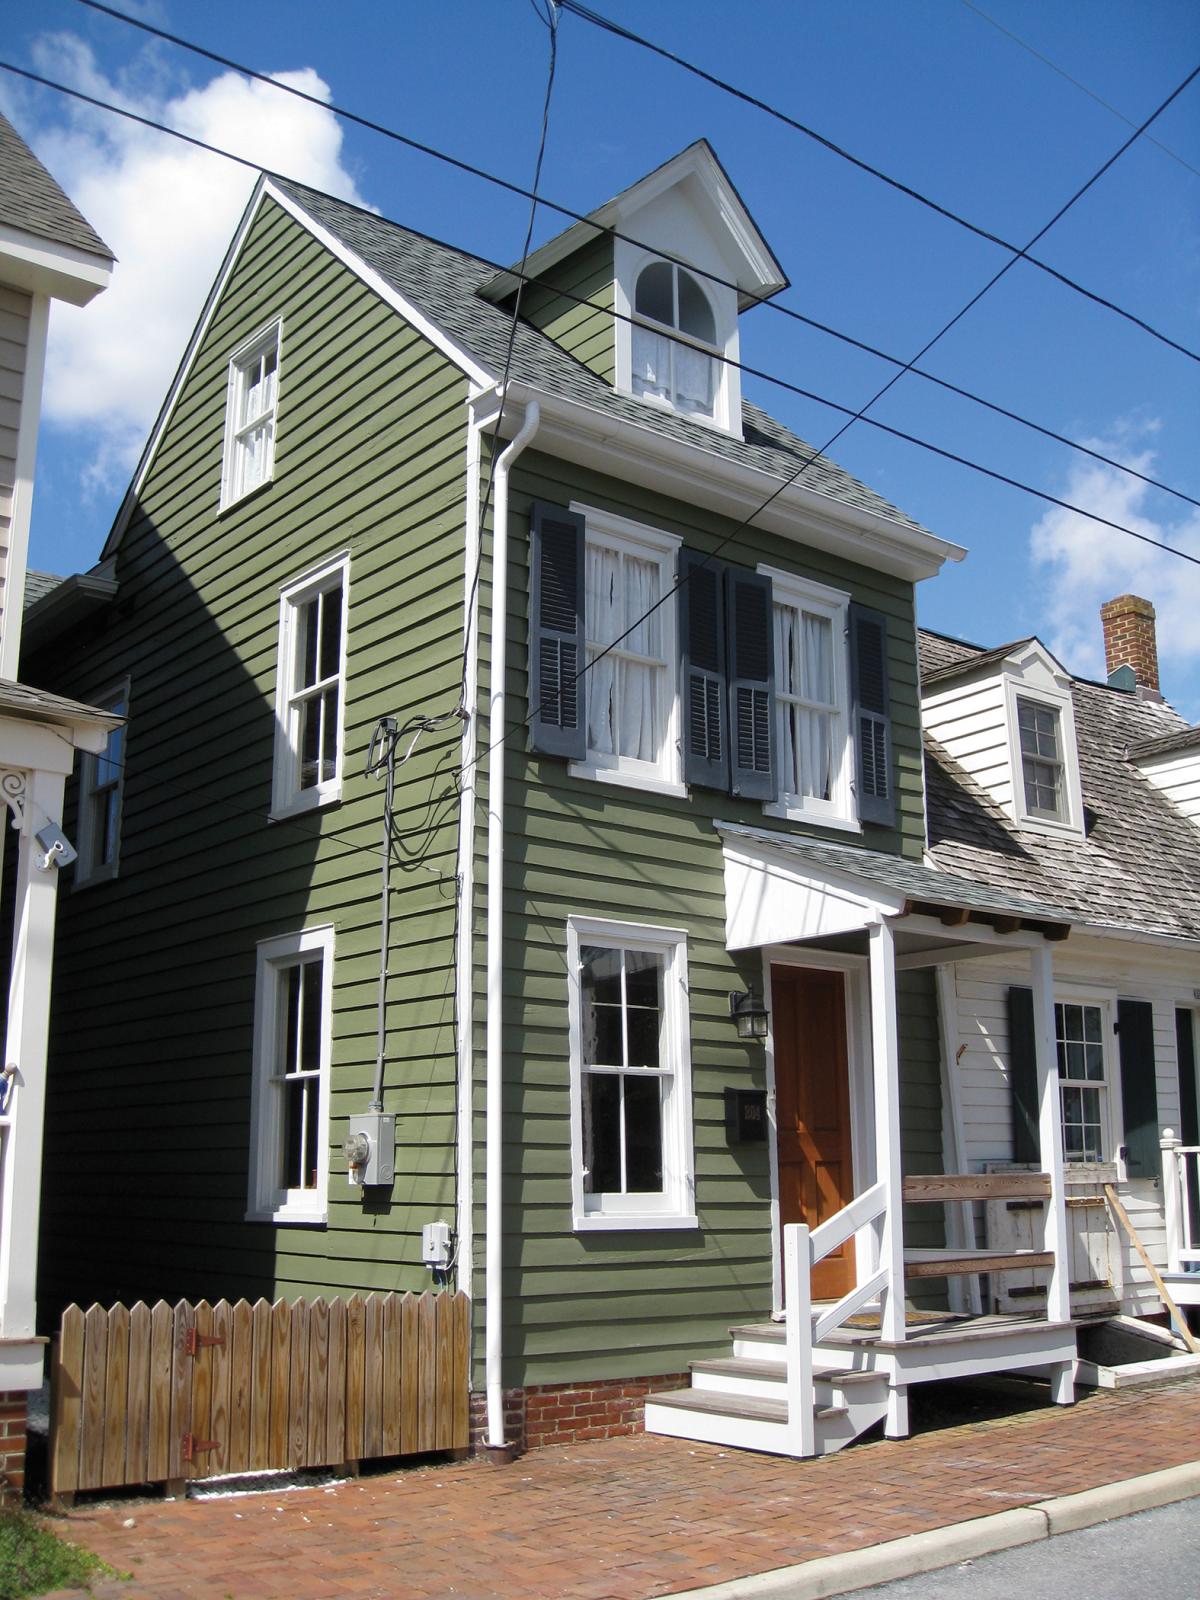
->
left=1029, top=942, right=1074, bottom=1404
left=868, top=918, right=907, bottom=1435
left=1162, top=1129, right=1182, bottom=1274
left=0, top=767, right=67, bottom=1388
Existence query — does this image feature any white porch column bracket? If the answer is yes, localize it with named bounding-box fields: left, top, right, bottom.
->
left=1161, top=1128, right=1183, bottom=1273
left=0, top=769, right=28, bottom=832
left=868, top=918, right=906, bottom=1348
left=1029, top=942, right=1070, bottom=1327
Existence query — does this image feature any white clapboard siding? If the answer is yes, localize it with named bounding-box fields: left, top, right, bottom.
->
left=1135, top=748, right=1200, bottom=826
left=942, top=957, right=1190, bottom=1317
left=922, top=674, right=1013, bottom=813
left=0, top=283, right=31, bottom=631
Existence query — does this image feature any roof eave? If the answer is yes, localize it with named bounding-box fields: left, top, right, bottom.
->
left=0, top=220, right=113, bottom=306
left=491, top=382, right=965, bottom=583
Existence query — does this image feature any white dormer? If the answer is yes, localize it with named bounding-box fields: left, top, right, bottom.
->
left=922, top=638, right=1086, bottom=841
left=484, top=141, right=787, bottom=438
left=1129, top=728, right=1200, bottom=828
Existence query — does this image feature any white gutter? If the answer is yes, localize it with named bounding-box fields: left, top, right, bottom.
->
left=484, top=398, right=541, bottom=1448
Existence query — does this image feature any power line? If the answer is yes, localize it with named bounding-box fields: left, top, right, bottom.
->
left=4, top=58, right=1195, bottom=559
left=557, top=0, right=1200, bottom=365
left=958, top=0, right=1200, bottom=181
left=68, top=0, right=1200, bottom=366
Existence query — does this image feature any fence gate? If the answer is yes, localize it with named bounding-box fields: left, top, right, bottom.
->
left=50, top=1291, right=470, bottom=1502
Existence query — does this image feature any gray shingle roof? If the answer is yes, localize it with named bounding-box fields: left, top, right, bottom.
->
left=1127, top=725, right=1200, bottom=760
left=919, top=630, right=1200, bottom=941
left=0, top=678, right=120, bottom=728
left=0, top=112, right=113, bottom=262
left=272, top=179, right=931, bottom=539
left=23, top=571, right=65, bottom=609
left=716, top=821, right=1074, bottom=926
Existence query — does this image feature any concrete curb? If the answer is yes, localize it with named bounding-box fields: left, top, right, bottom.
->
left=664, top=1460, right=1200, bottom=1600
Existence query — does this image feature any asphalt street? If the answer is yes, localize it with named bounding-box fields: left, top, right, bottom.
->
left=833, top=1495, right=1200, bottom=1599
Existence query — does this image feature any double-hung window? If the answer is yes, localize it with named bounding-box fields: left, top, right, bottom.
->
left=567, top=917, right=695, bottom=1229
left=572, top=509, right=682, bottom=795
left=75, top=683, right=129, bottom=886
left=762, top=570, right=853, bottom=828
left=247, top=925, right=333, bottom=1224
left=222, top=321, right=281, bottom=508
left=1017, top=697, right=1065, bottom=821
left=1056, top=1000, right=1110, bottom=1163
left=272, top=553, right=349, bottom=817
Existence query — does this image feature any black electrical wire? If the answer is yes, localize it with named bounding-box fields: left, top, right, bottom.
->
left=65, top=0, right=1200, bottom=366
left=557, top=0, right=1200, bottom=365
left=4, top=60, right=1194, bottom=553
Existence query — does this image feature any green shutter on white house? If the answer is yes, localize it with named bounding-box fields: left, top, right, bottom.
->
left=849, top=603, right=895, bottom=827
left=528, top=501, right=587, bottom=759
left=1177, top=1009, right=1199, bottom=1148
left=1116, top=998, right=1160, bottom=1179
left=1007, top=985, right=1041, bottom=1165
left=678, top=549, right=729, bottom=791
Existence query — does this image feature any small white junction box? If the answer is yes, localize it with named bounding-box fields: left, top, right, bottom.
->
left=422, top=1220, right=452, bottom=1269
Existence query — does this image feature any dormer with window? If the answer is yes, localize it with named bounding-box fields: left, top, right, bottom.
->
left=922, top=637, right=1086, bottom=840
left=479, top=141, right=787, bottom=438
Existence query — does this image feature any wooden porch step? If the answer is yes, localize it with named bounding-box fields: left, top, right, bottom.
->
left=646, top=1387, right=847, bottom=1426
left=692, top=1356, right=882, bottom=1388
left=818, top=1311, right=1084, bottom=1351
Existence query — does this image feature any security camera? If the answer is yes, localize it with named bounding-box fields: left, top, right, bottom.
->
left=35, top=823, right=77, bottom=871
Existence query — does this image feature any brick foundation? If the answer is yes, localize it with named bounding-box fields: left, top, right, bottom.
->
left=0, top=1392, right=27, bottom=1506
left=469, top=1373, right=690, bottom=1454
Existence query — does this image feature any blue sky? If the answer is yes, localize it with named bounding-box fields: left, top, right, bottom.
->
left=4, top=0, right=1199, bottom=714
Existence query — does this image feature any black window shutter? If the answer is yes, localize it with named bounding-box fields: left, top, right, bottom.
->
left=1008, top=985, right=1041, bottom=1165
left=849, top=603, right=895, bottom=827
left=725, top=567, right=776, bottom=801
left=1117, top=998, right=1160, bottom=1179
left=527, top=501, right=586, bottom=759
left=678, top=550, right=729, bottom=790
left=1176, top=1009, right=1199, bottom=1148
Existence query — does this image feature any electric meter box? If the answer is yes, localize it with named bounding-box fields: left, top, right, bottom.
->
left=348, top=1112, right=395, bottom=1186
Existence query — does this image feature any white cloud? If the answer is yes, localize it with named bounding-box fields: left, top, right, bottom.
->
left=1029, top=422, right=1200, bottom=707
left=19, top=34, right=371, bottom=491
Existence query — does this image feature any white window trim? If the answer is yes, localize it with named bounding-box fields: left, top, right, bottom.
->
left=758, top=566, right=857, bottom=832
left=613, top=240, right=741, bottom=435
left=1003, top=676, right=1085, bottom=840
left=221, top=318, right=283, bottom=511
left=566, top=504, right=685, bottom=796
left=246, top=924, right=334, bottom=1225
left=271, top=551, right=350, bottom=820
left=1053, top=987, right=1124, bottom=1173
left=74, top=677, right=130, bottom=889
left=566, top=915, right=696, bottom=1231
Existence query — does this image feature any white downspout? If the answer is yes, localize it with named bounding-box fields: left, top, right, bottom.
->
left=484, top=399, right=540, bottom=1448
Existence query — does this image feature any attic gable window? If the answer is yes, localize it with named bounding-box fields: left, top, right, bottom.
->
left=1017, top=697, right=1065, bottom=821
left=632, top=261, right=718, bottom=420
left=222, top=320, right=281, bottom=509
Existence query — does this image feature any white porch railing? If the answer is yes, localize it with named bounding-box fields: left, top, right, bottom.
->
left=1162, top=1129, right=1200, bottom=1271
left=783, top=1180, right=889, bottom=1457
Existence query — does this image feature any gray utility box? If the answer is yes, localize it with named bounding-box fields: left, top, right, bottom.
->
left=346, top=1111, right=395, bottom=1186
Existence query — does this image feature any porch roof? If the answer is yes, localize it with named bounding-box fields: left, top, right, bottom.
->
left=715, top=821, right=1074, bottom=951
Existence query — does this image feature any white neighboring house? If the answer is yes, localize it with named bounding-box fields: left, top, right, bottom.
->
left=921, top=596, right=1200, bottom=1324
left=0, top=111, right=116, bottom=1485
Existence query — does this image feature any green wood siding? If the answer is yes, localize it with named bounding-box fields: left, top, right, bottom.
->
left=35, top=195, right=471, bottom=1317
left=474, top=448, right=932, bottom=1386
left=516, top=238, right=615, bottom=383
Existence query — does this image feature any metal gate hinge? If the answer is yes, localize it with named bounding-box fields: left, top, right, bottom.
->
left=180, top=1432, right=219, bottom=1462
left=183, top=1328, right=226, bottom=1356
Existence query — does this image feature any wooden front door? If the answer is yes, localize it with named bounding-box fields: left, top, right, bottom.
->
left=773, top=965, right=856, bottom=1301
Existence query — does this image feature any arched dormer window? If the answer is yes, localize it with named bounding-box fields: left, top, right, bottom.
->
left=631, top=261, right=719, bottom=420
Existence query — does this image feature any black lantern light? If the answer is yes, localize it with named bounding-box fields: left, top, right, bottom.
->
left=729, top=987, right=769, bottom=1040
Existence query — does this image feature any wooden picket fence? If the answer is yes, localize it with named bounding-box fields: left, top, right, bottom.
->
left=50, top=1292, right=470, bottom=1501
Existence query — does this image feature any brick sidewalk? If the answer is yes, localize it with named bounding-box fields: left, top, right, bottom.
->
left=42, top=1376, right=1200, bottom=1600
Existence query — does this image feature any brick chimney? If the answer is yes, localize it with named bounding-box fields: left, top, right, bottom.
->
left=1100, top=594, right=1160, bottom=694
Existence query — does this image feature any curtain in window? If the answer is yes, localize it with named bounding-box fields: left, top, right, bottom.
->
left=585, top=546, right=660, bottom=763
left=674, top=344, right=713, bottom=416
left=798, top=612, right=833, bottom=800
left=632, top=326, right=669, bottom=401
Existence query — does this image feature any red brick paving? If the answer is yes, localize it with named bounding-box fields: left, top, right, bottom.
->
left=40, top=1377, right=1200, bottom=1600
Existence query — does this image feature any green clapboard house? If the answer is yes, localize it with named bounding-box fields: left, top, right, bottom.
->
left=30, top=142, right=1093, bottom=1459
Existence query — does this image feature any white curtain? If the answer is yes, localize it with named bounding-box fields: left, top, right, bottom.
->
left=675, top=345, right=713, bottom=417
left=798, top=613, right=833, bottom=800
left=586, top=547, right=660, bottom=762
left=632, top=326, right=669, bottom=402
